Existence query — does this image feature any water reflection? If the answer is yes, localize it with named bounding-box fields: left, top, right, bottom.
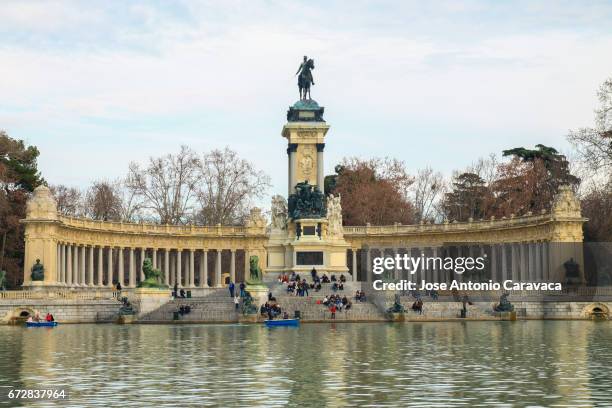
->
left=0, top=321, right=611, bottom=407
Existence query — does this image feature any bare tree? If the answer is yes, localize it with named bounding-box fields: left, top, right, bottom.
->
left=49, top=184, right=83, bottom=216
left=568, top=77, right=612, bottom=176
left=125, top=146, right=201, bottom=224
left=116, top=178, right=142, bottom=222
left=411, top=166, right=446, bottom=222
left=195, top=147, right=271, bottom=225
left=84, top=180, right=123, bottom=221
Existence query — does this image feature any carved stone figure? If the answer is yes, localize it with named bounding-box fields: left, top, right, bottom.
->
left=287, top=181, right=326, bottom=219
left=246, top=207, right=266, bottom=229
left=241, top=291, right=258, bottom=315
left=248, top=255, right=263, bottom=284
left=494, top=293, right=514, bottom=312
left=270, top=195, right=288, bottom=230
left=326, top=194, right=343, bottom=237
left=552, top=185, right=581, bottom=217
left=386, top=294, right=406, bottom=313
left=30, top=259, right=44, bottom=281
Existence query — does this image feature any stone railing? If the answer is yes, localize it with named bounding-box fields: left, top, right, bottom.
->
left=0, top=290, right=120, bottom=301
left=59, top=216, right=255, bottom=236
left=343, top=213, right=553, bottom=236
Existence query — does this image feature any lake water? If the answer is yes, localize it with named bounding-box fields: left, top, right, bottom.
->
left=1, top=321, right=611, bottom=407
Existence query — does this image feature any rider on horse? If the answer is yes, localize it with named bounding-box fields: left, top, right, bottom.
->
left=296, top=56, right=315, bottom=100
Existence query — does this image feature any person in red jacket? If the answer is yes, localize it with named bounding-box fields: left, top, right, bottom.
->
left=329, top=305, right=337, bottom=319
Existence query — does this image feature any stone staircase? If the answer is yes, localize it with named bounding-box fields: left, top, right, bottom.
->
left=138, top=289, right=239, bottom=323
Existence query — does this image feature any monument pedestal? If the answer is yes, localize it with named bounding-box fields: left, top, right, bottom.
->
left=131, top=288, right=172, bottom=318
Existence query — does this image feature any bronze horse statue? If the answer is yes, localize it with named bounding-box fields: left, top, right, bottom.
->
left=296, top=57, right=315, bottom=100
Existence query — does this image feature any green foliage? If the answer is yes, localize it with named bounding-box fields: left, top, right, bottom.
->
left=502, top=144, right=579, bottom=187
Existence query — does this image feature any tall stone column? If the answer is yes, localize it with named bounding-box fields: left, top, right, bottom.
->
left=511, top=244, right=518, bottom=281
left=107, top=247, right=114, bottom=287
left=542, top=242, right=549, bottom=281
left=189, top=249, right=195, bottom=287
left=56, top=244, right=61, bottom=285
left=164, top=249, right=170, bottom=285
left=287, top=143, right=298, bottom=195
left=352, top=249, right=358, bottom=281
left=316, top=143, right=325, bottom=189
left=366, top=248, right=372, bottom=283
left=244, top=249, right=249, bottom=285
left=501, top=244, right=508, bottom=282
left=535, top=242, right=542, bottom=282
left=60, top=244, right=66, bottom=285
left=201, top=250, right=208, bottom=287
left=490, top=245, right=497, bottom=282
left=520, top=243, right=527, bottom=281
left=88, top=246, right=94, bottom=286
left=230, top=249, right=236, bottom=283
left=170, top=252, right=175, bottom=286
left=66, top=245, right=73, bottom=286
left=140, top=248, right=146, bottom=282
left=73, top=245, right=79, bottom=286
left=118, top=247, right=124, bottom=287
left=97, top=246, right=103, bottom=287
left=216, top=249, right=222, bottom=287
left=432, top=247, right=439, bottom=283
left=176, top=249, right=182, bottom=288
left=129, top=247, right=135, bottom=288
left=152, top=248, right=158, bottom=269
left=80, top=246, right=86, bottom=286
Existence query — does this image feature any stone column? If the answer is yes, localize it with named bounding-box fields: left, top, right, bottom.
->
left=88, top=246, right=94, bottom=286
left=97, top=246, right=103, bottom=287
left=216, top=250, right=222, bottom=287
left=72, top=245, right=79, bottom=286
left=164, top=249, right=170, bottom=285
left=520, top=243, right=527, bottom=281
left=432, top=247, right=439, bottom=283
left=59, top=244, right=66, bottom=285
left=316, top=143, right=325, bottom=189
left=118, top=247, right=124, bottom=287
left=140, top=248, right=146, bottom=282
left=129, top=247, right=135, bottom=288
left=56, top=244, right=61, bottom=285
left=107, top=247, right=114, bottom=287
left=230, top=249, right=236, bottom=283
left=66, top=245, right=73, bottom=286
left=501, top=244, right=508, bottom=282
left=152, top=248, right=158, bottom=269
left=490, top=244, right=497, bottom=282
left=79, top=246, right=86, bottom=286
left=535, top=242, right=542, bottom=282
left=352, top=249, right=358, bottom=281
left=189, top=249, right=195, bottom=287
left=542, top=242, right=549, bottom=281
left=287, top=143, right=298, bottom=195
left=366, top=248, right=372, bottom=283
left=511, top=244, right=518, bottom=281
left=176, top=249, right=182, bottom=288
left=170, top=252, right=175, bottom=286
left=201, top=250, right=208, bottom=287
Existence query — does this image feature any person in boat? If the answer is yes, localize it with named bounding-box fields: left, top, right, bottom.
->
left=283, top=311, right=289, bottom=319
left=45, top=313, right=53, bottom=322
left=26, top=316, right=33, bottom=323
left=33, top=312, right=41, bottom=322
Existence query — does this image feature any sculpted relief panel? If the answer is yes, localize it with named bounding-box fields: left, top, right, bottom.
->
left=297, top=144, right=316, bottom=184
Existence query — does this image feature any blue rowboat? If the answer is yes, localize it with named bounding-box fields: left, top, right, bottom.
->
left=264, top=318, right=300, bottom=327
left=26, top=321, right=58, bottom=327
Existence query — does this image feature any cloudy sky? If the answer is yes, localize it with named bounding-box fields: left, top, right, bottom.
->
left=1, top=1, right=611, bottom=200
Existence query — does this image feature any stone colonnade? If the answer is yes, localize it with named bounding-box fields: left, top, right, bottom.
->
left=53, top=244, right=251, bottom=288
left=349, top=241, right=558, bottom=283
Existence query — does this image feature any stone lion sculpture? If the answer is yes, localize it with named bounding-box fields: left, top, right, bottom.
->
left=137, top=258, right=166, bottom=288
